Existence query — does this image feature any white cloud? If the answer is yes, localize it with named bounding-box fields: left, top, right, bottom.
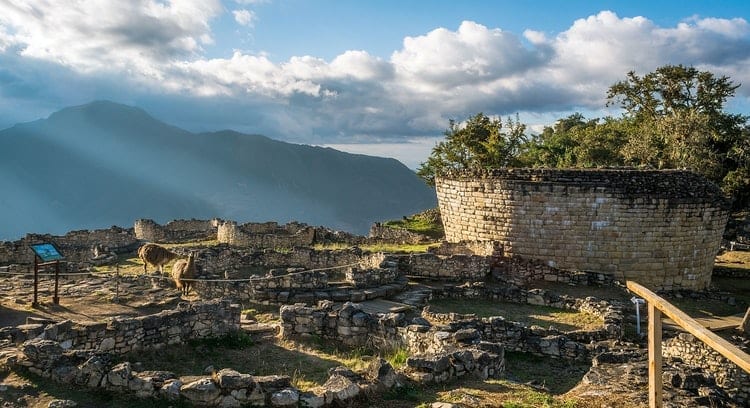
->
left=1, top=5, right=749, bottom=163
left=0, top=0, right=222, bottom=74
left=232, top=9, right=255, bottom=27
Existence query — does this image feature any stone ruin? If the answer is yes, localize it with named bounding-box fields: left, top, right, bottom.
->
left=436, top=168, right=731, bottom=290
left=0, top=172, right=747, bottom=407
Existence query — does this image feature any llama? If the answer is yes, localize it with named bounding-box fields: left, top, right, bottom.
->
left=172, top=251, right=196, bottom=296
left=137, top=243, right=179, bottom=274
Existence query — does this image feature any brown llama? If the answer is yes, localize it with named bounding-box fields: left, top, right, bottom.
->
left=172, top=251, right=196, bottom=296
left=138, top=243, right=179, bottom=274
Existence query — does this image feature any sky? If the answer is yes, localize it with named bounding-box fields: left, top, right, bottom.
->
left=1, top=0, right=749, bottom=169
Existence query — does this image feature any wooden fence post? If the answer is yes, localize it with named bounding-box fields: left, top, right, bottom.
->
left=648, top=303, right=662, bottom=408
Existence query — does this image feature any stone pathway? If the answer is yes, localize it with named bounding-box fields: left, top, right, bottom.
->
left=392, top=283, right=433, bottom=308
left=358, top=298, right=413, bottom=314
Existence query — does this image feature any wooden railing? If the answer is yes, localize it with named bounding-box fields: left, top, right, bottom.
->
left=626, top=281, right=750, bottom=408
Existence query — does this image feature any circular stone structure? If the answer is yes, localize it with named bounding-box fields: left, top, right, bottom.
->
left=435, top=168, right=731, bottom=290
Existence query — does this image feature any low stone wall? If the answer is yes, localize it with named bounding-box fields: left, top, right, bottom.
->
left=429, top=282, right=624, bottom=341
left=8, top=315, right=403, bottom=407
left=134, top=219, right=220, bottom=243
left=281, top=285, right=622, bottom=360
left=217, top=221, right=317, bottom=248
left=279, top=297, right=606, bottom=361
left=280, top=302, right=506, bottom=385
left=405, top=253, right=490, bottom=281
left=188, top=267, right=407, bottom=306
left=346, top=266, right=400, bottom=288
left=194, top=246, right=365, bottom=279
left=403, top=342, right=505, bottom=384
left=0, top=300, right=240, bottom=354
left=492, top=256, right=617, bottom=287
left=663, top=333, right=750, bottom=406
left=423, top=241, right=616, bottom=286
left=217, top=221, right=367, bottom=248
left=407, top=315, right=587, bottom=360
left=0, top=226, right=138, bottom=266
left=280, top=301, right=404, bottom=348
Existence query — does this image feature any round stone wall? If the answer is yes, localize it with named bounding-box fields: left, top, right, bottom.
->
left=435, top=169, right=731, bottom=290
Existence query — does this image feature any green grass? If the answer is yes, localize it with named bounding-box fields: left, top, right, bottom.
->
left=427, top=299, right=603, bottom=332
left=503, top=352, right=590, bottom=395
left=360, top=243, right=439, bottom=253
left=382, top=208, right=444, bottom=239
left=314, top=241, right=438, bottom=253
left=186, top=332, right=254, bottom=349
left=384, top=346, right=410, bottom=369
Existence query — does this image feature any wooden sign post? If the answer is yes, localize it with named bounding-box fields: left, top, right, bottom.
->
left=29, top=243, right=65, bottom=307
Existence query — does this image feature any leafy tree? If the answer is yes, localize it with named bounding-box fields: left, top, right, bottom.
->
left=607, top=64, right=750, bottom=203
left=417, top=113, right=527, bottom=186
left=522, top=114, right=628, bottom=168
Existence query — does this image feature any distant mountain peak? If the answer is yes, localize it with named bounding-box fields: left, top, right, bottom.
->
left=0, top=101, right=436, bottom=240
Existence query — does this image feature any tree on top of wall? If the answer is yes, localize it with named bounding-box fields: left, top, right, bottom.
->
left=419, top=65, right=750, bottom=208
left=606, top=64, right=750, bottom=207
left=417, top=113, right=527, bottom=186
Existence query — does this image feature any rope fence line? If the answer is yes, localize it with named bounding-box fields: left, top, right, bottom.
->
left=0, top=261, right=365, bottom=283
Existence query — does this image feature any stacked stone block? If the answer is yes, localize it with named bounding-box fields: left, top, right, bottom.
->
left=0, top=226, right=137, bottom=265
left=664, top=333, right=750, bottom=405
left=405, top=253, right=491, bottom=281
left=134, top=218, right=220, bottom=243
left=436, top=169, right=731, bottom=290
left=0, top=300, right=240, bottom=354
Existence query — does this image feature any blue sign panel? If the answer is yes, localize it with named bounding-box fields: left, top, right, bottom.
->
left=30, top=243, right=64, bottom=262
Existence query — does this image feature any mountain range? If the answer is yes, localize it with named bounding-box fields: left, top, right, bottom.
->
left=0, top=101, right=436, bottom=240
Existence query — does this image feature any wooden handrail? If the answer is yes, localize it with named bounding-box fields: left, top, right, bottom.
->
left=627, top=281, right=750, bottom=408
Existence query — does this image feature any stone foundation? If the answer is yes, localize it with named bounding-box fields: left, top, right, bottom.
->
left=663, top=332, right=750, bottom=406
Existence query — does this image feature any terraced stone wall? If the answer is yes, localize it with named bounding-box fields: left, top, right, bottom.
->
left=0, top=226, right=137, bottom=265
left=134, top=218, right=220, bottom=243
left=436, top=169, right=731, bottom=290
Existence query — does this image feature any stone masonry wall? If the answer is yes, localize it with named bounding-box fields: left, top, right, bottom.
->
left=663, top=333, right=750, bottom=405
left=279, top=302, right=506, bottom=385
left=0, top=300, right=239, bottom=354
left=0, top=226, right=138, bottom=265
left=217, top=221, right=315, bottom=248
left=404, top=253, right=491, bottom=281
left=436, top=169, right=731, bottom=290
left=278, top=295, right=618, bottom=362
left=134, top=219, right=220, bottom=243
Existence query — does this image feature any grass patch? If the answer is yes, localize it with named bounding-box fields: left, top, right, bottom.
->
left=381, top=208, right=444, bottom=239
left=503, top=352, right=590, bottom=395
left=384, top=346, right=410, bottom=369
left=241, top=304, right=279, bottom=324
left=187, top=332, right=254, bottom=349
left=434, top=379, right=581, bottom=408
left=427, top=299, right=603, bottom=332
left=122, top=337, right=343, bottom=390
left=360, top=243, right=439, bottom=253
left=314, top=242, right=438, bottom=253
